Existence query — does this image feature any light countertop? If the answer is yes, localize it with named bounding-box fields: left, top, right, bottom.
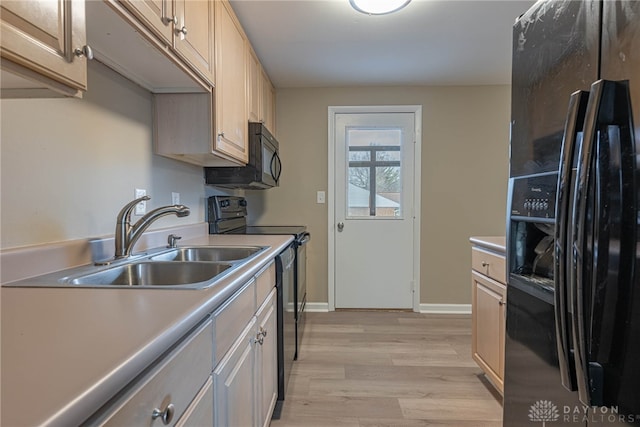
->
left=469, top=236, right=506, bottom=254
left=1, top=234, right=293, bottom=427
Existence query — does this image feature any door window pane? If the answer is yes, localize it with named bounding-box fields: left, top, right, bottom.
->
left=345, top=127, right=403, bottom=218
left=348, top=167, right=370, bottom=217
left=376, top=150, right=401, bottom=161
left=375, top=166, right=401, bottom=217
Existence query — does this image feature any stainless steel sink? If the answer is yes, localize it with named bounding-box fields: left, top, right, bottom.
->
left=63, top=261, right=232, bottom=288
left=150, top=246, right=266, bottom=262
left=4, top=244, right=269, bottom=290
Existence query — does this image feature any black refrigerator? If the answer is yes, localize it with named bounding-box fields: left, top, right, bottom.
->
left=505, top=1, right=640, bottom=426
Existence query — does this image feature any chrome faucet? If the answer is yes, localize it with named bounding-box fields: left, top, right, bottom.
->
left=114, top=196, right=190, bottom=259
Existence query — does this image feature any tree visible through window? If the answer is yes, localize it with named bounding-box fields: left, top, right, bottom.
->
left=346, top=128, right=402, bottom=217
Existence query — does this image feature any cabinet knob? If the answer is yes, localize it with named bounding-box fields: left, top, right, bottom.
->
left=498, top=299, right=506, bottom=306
left=74, top=45, right=93, bottom=60
left=481, top=261, right=489, bottom=267
left=218, top=132, right=225, bottom=138
left=177, top=26, right=188, bottom=36
left=152, top=403, right=175, bottom=425
left=162, top=15, right=177, bottom=25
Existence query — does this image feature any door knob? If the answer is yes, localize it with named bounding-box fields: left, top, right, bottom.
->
left=337, top=222, right=344, bottom=232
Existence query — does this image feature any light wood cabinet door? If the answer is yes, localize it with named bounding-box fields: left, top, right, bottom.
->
left=261, top=68, right=276, bottom=133
left=214, top=317, right=257, bottom=427
left=471, top=271, right=505, bottom=394
left=256, top=289, right=277, bottom=427
left=0, top=0, right=87, bottom=94
left=174, top=0, right=215, bottom=84
left=214, top=0, right=248, bottom=163
left=247, top=45, right=261, bottom=123
left=120, top=0, right=173, bottom=44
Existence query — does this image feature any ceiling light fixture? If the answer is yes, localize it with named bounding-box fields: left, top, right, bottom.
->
left=349, top=0, right=411, bottom=15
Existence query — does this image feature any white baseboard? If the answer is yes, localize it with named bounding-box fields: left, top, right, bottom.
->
left=304, top=302, right=330, bottom=312
left=305, top=302, right=470, bottom=314
left=419, top=303, right=472, bottom=314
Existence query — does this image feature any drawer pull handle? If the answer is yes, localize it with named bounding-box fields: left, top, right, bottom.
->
left=481, top=261, right=489, bottom=267
left=152, top=403, right=175, bottom=425
left=498, top=299, right=506, bottom=306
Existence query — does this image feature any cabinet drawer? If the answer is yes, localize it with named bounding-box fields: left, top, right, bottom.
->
left=213, top=279, right=256, bottom=364
left=90, top=319, right=213, bottom=426
left=472, top=247, right=506, bottom=283
left=256, top=261, right=275, bottom=308
left=175, top=376, right=214, bottom=427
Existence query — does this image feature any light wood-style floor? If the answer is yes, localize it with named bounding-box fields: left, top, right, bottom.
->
left=271, top=311, right=502, bottom=427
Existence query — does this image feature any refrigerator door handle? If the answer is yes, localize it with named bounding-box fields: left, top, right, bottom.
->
left=571, top=79, right=636, bottom=407
left=572, top=80, right=607, bottom=407
left=554, top=90, right=588, bottom=392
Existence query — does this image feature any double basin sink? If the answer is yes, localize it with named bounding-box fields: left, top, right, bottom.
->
left=6, top=246, right=267, bottom=290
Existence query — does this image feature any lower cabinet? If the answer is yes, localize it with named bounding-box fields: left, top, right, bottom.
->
left=83, top=261, right=278, bottom=427
left=213, top=265, right=278, bottom=427
left=214, top=317, right=258, bottom=427
left=470, top=242, right=507, bottom=394
left=471, top=271, right=506, bottom=392
left=175, top=377, right=214, bottom=427
left=257, top=288, right=278, bottom=427
left=85, top=319, right=214, bottom=426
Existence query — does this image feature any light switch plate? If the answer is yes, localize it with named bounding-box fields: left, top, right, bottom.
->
left=172, top=192, right=180, bottom=205
left=317, top=191, right=326, bottom=204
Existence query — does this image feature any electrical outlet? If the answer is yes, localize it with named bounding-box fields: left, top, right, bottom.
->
left=317, top=191, right=326, bottom=204
left=172, top=192, right=180, bottom=205
left=135, top=189, right=146, bottom=215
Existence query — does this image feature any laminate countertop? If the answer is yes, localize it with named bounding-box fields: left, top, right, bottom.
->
left=469, top=236, right=506, bottom=254
left=1, top=234, right=293, bottom=427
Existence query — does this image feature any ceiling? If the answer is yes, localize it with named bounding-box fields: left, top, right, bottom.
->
left=229, top=0, right=536, bottom=88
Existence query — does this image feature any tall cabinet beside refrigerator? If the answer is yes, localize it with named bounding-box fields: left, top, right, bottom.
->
left=505, top=1, right=640, bottom=426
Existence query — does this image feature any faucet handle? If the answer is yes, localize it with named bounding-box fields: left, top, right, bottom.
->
left=167, top=234, right=182, bottom=248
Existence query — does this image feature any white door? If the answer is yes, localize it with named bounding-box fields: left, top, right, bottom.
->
left=332, top=109, right=418, bottom=309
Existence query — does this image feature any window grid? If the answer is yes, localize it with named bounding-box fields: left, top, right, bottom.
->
left=348, top=145, right=401, bottom=216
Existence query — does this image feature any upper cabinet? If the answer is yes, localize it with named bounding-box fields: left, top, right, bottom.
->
left=119, top=0, right=174, bottom=44
left=173, top=0, right=215, bottom=84
left=155, top=0, right=277, bottom=167
left=119, top=0, right=216, bottom=82
left=247, top=42, right=277, bottom=135
left=214, top=0, right=248, bottom=163
left=247, top=45, right=261, bottom=123
left=89, top=0, right=213, bottom=91
left=261, top=68, right=276, bottom=134
left=0, top=0, right=89, bottom=97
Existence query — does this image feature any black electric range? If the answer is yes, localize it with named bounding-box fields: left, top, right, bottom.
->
left=207, top=196, right=309, bottom=419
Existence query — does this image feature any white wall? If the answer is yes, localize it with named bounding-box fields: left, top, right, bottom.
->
left=1, top=61, right=207, bottom=249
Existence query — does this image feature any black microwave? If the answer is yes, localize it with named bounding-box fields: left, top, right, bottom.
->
left=204, top=122, right=281, bottom=189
